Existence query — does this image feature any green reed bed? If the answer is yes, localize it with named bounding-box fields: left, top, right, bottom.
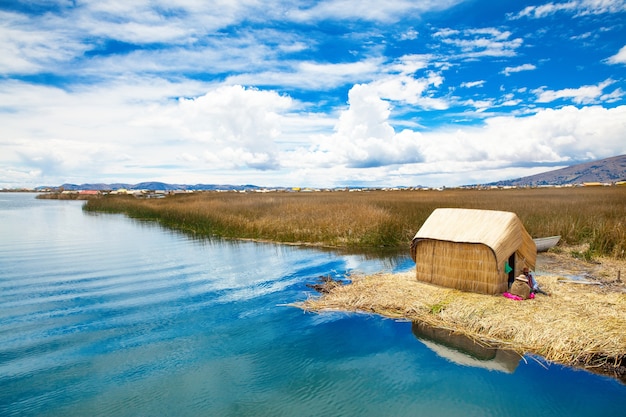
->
left=83, top=186, right=626, bottom=259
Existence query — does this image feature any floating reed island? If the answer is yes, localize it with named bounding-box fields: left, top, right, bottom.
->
left=296, top=252, right=626, bottom=382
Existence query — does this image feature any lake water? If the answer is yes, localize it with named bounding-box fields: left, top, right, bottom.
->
left=1, top=193, right=625, bottom=417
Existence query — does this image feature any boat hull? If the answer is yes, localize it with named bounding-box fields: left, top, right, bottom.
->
left=533, top=235, right=561, bottom=252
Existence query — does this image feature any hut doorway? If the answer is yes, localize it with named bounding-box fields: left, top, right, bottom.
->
left=507, top=253, right=516, bottom=288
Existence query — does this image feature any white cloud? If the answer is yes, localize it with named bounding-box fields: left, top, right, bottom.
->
left=0, top=77, right=209, bottom=184
left=501, top=99, right=522, bottom=106
left=510, top=0, right=626, bottom=19
left=1, top=72, right=626, bottom=188
left=511, top=2, right=578, bottom=19
left=464, top=99, right=495, bottom=112
left=387, top=54, right=432, bottom=75
left=0, top=7, right=198, bottom=76
left=400, top=28, right=419, bottom=41
left=534, top=79, right=615, bottom=104
left=75, top=0, right=254, bottom=43
left=300, top=104, right=626, bottom=186
left=369, top=75, right=446, bottom=108
left=277, top=80, right=626, bottom=185
left=500, top=93, right=522, bottom=106
left=481, top=105, right=626, bottom=159
left=139, top=85, right=295, bottom=170
left=606, top=45, right=626, bottom=64
left=0, top=11, right=90, bottom=75
left=285, top=0, right=465, bottom=23
left=79, top=31, right=297, bottom=80
left=434, top=27, right=523, bottom=58
left=299, top=83, right=424, bottom=169
left=460, top=80, right=485, bottom=88
left=0, top=2, right=326, bottom=79
left=502, top=63, right=537, bottom=76
left=601, top=88, right=625, bottom=102
left=226, top=59, right=382, bottom=90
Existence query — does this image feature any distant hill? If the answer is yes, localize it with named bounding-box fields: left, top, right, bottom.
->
left=36, top=182, right=265, bottom=192
left=32, top=154, right=626, bottom=191
left=488, top=154, right=626, bottom=187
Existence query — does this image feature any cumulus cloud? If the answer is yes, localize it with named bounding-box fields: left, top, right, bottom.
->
left=141, top=85, right=295, bottom=170
left=481, top=105, right=626, bottom=160
left=0, top=86, right=291, bottom=186
left=285, top=77, right=626, bottom=184
left=308, top=83, right=420, bottom=169
left=510, top=2, right=578, bottom=19
left=298, top=104, right=626, bottom=186
left=295, top=64, right=450, bottom=170
left=2, top=73, right=626, bottom=188
left=289, top=72, right=440, bottom=171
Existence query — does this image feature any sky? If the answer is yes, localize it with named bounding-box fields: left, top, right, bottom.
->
left=1, top=0, right=626, bottom=189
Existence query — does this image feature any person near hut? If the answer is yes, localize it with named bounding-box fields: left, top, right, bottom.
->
left=523, top=267, right=550, bottom=296
left=509, top=275, right=532, bottom=299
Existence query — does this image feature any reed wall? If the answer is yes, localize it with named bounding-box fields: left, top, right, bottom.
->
left=414, top=240, right=507, bottom=294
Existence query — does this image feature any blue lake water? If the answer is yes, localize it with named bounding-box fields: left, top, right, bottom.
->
left=1, top=192, right=625, bottom=417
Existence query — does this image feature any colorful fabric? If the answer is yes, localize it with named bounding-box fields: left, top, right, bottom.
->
left=503, top=292, right=535, bottom=301
left=503, top=292, right=523, bottom=301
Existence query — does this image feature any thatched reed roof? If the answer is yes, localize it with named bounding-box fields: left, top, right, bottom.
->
left=410, top=208, right=536, bottom=271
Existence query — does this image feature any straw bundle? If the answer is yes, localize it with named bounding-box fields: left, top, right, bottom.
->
left=296, top=272, right=626, bottom=379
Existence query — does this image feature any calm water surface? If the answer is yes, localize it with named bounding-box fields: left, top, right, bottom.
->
left=1, top=193, right=625, bottom=417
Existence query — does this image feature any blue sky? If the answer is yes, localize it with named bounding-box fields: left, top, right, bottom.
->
left=1, top=0, right=625, bottom=188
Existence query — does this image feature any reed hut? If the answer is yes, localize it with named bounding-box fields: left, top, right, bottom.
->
left=410, top=208, right=536, bottom=295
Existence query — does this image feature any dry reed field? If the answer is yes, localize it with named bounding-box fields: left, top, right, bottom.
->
left=84, top=186, right=626, bottom=259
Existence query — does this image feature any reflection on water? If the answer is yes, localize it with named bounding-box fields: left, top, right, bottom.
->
left=412, top=321, right=520, bottom=374
left=1, top=193, right=626, bottom=417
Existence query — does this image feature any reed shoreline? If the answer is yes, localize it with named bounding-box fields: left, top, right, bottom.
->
left=81, top=187, right=626, bottom=259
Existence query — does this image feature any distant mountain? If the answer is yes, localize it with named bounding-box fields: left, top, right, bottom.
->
left=487, top=154, right=626, bottom=187
left=36, top=182, right=265, bottom=192
left=32, top=154, right=626, bottom=191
